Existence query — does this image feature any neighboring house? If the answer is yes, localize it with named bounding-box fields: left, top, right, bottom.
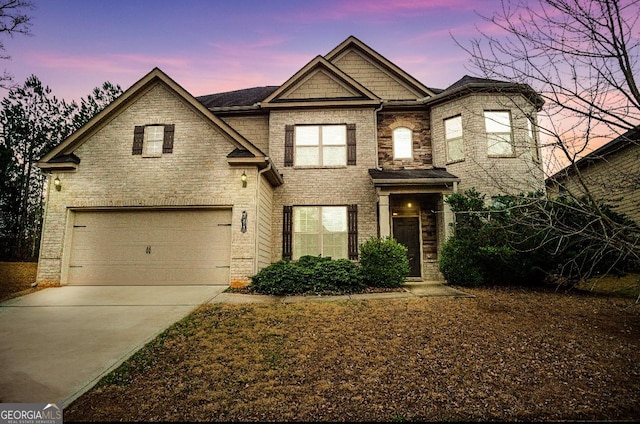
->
left=546, top=126, right=640, bottom=223
left=36, top=36, right=545, bottom=287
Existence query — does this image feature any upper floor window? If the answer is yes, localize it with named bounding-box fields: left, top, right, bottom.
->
left=393, top=127, right=412, bottom=159
left=295, top=125, right=346, bottom=166
left=484, top=111, right=513, bottom=156
left=132, top=124, right=174, bottom=156
left=143, top=126, right=164, bottom=156
left=527, top=117, right=540, bottom=162
left=444, top=115, right=464, bottom=163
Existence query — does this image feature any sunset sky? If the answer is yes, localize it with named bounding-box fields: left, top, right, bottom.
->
left=2, top=0, right=502, bottom=103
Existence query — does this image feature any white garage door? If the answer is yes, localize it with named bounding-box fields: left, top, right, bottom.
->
left=67, top=209, right=232, bottom=285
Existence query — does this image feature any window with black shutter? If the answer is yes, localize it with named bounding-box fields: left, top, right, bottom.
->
left=132, top=124, right=175, bottom=157
left=287, top=124, right=356, bottom=167
left=284, top=205, right=356, bottom=260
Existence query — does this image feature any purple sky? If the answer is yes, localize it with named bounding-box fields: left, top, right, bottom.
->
left=2, top=0, right=502, bottom=103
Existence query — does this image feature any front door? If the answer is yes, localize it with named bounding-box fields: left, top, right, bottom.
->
left=393, top=217, right=421, bottom=277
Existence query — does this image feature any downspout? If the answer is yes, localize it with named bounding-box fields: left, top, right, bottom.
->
left=374, top=101, right=384, bottom=170
left=254, top=157, right=273, bottom=274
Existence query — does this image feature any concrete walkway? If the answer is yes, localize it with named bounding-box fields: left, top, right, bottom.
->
left=0, top=282, right=472, bottom=408
left=207, top=281, right=474, bottom=304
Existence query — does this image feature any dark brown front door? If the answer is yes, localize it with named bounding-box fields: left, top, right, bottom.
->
left=393, top=217, right=421, bottom=277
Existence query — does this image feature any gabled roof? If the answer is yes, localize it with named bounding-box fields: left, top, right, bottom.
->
left=546, top=125, right=640, bottom=185
left=325, top=36, right=436, bottom=99
left=261, top=55, right=381, bottom=108
left=38, top=67, right=270, bottom=171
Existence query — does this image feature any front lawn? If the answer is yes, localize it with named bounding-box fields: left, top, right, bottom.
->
left=63, top=286, right=640, bottom=422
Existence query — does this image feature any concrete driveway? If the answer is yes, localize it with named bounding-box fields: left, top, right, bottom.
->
left=0, top=285, right=226, bottom=407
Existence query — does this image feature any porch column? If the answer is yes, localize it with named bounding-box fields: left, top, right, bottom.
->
left=443, top=196, right=455, bottom=240
left=379, top=193, right=390, bottom=238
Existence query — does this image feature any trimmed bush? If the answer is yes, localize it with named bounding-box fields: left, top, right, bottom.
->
left=249, top=255, right=364, bottom=295
left=249, top=260, right=312, bottom=295
left=359, top=236, right=409, bottom=288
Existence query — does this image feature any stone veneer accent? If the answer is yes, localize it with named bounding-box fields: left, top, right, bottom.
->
left=377, top=111, right=433, bottom=169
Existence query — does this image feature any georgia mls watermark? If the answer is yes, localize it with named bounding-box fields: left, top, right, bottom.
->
left=0, top=403, right=62, bottom=424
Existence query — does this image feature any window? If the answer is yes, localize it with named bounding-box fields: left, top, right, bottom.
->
left=292, top=206, right=348, bottom=259
left=393, top=127, right=412, bottom=159
left=132, top=124, right=174, bottom=156
left=143, top=126, right=164, bottom=156
left=527, top=117, right=540, bottom=162
left=295, top=125, right=346, bottom=166
left=445, top=116, right=464, bottom=162
left=485, top=111, right=513, bottom=156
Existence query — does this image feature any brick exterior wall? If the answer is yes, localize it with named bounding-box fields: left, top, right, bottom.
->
left=547, top=142, right=640, bottom=223
left=268, top=108, right=379, bottom=261
left=221, top=115, right=270, bottom=155
left=36, top=82, right=267, bottom=286
left=430, top=93, right=545, bottom=197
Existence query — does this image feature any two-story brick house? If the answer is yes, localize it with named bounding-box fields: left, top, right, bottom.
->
left=36, top=36, right=545, bottom=287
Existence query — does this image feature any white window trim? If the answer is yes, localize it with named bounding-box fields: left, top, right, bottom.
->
left=444, top=115, right=464, bottom=163
left=294, top=124, right=347, bottom=167
left=142, top=125, right=164, bottom=157
left=292, top=206, right=348, bottom=260
left=392, top=127, right=413, bottom=159
left=485, top=111, right=514, bottom=157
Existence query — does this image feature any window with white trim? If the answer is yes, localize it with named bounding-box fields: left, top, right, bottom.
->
left=143, top=125, right=164, bottom=157
left=445, top=115, right=464, bottom=162
left=393, top=127, right=412, bottom=159
left=485, top=111, right=513, bottom=156
left=527, top=117, right=540, bottom=162
left=295, top=125, right=346, bottom=166
left=293, top=206, right=348, bottom=259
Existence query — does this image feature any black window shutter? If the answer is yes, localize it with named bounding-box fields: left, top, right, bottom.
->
left=283, top=205, right=293, bottom=260
left=132, top=126, right=144, bottom=155
left=163, top=124, right=175, bottom=153
left=284, top=125, right=294, bottom=167
left=348, top=204, right=358, bottom=260
left=347, top=124, right=356, bottom=165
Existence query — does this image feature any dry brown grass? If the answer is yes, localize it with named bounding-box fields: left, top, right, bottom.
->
left=64, top=286, right=640, bottom=422
left=0, top=261, right=43, bottom=302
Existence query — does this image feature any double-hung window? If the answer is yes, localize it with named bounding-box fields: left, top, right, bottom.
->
left=295, top=125, right=346, bottom=166
left=293, top=206, right=348, bottom=259
left=445, top=116, right=464, bottom=162
left=485, top=111, right=513, bottom=156
left=143, top=125, right=164, bottom=156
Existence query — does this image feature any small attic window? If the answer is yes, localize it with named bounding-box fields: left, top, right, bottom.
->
left=132, top=124, right=175, bottom=156
left=143, top=126, right=164, bottom=157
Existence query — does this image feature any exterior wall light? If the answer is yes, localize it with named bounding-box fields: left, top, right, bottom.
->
left=241, top=171, right=247, bottom=188
left=54, top=176, right=61, bottom=191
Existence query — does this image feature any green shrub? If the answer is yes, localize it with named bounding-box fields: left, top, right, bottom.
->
left=311, top=258, right=364, bottom=294
left=249, top=260, right=312, bottom=295
left=359, top=236, right=409, bottom=288
left=249, top=255, right=364, bottom=295
left=438, top=237, right=483, bottom=287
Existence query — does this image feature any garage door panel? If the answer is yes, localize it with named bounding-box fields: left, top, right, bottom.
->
left=68, top=209, right=232, bottom=285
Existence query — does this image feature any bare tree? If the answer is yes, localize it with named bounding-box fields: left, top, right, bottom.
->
left=0, top=0, right=33, bottom=88
left=453, top=0, right=640, bottom=288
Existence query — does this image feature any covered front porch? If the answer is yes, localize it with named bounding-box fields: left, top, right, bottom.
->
left=368, top=168, right=459, bottom=281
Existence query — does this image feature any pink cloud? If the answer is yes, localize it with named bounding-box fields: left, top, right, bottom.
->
left=285, top=0, right=478, bottom=22
left=22, top=51, right=192, bottom=75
